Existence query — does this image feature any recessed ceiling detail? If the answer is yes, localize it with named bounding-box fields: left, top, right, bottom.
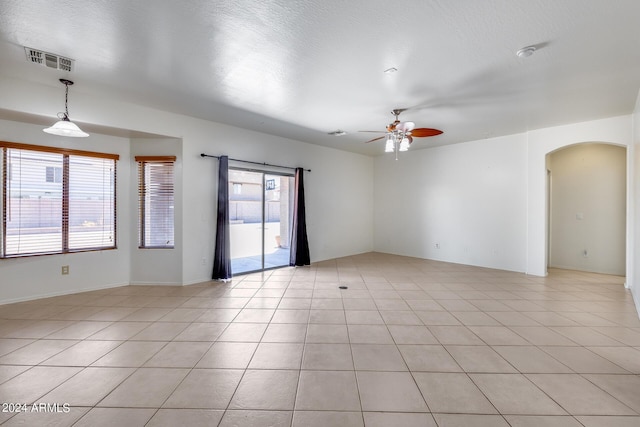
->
left=24, top=47, right=73, bottom=72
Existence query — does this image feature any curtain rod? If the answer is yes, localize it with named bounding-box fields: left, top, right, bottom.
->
left=200, top=153, right=311, bottom=172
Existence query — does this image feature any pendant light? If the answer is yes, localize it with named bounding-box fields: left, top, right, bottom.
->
left=43, top=79, right=89, bottom=137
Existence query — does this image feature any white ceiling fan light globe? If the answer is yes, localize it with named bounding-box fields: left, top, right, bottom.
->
left=399, top=137, right=410, bottom=151
left=385, top=134, right=395, bottom=152
left=385, top=141, right=394, bottom=152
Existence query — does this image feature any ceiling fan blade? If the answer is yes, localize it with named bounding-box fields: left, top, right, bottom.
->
left=411, top=128, right=443, bottom=137
left=364, top=136, right=385, bottom=143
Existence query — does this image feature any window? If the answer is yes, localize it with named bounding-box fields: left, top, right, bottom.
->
left=137, top=156, right=175, bottom=248
left=1, top=141, right=118, bottom=258
left=45, top=166, right=62, bottom=183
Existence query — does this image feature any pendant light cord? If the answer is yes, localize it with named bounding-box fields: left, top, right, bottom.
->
left=57, top=78, right=75, bottom=120
left=63, top=81, right=70, bottom=119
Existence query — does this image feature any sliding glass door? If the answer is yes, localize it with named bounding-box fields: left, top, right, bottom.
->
left=229, top=168, right=294, bottom=274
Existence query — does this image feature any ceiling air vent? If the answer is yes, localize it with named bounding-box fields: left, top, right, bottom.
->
left=24, top=47, right=74, bottom=72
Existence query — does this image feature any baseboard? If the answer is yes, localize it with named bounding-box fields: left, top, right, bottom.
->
left=182, top=278, right=223, bottom=286
left=0, top=282, right=129, bottom=306
left=632, top=285, right=640, bottom=320
left=547, top=263, right=625, bottom=277
left=129, top=281, right=183, bottom=286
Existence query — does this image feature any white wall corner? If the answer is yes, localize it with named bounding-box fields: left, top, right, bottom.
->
left=631, top=89, right=640, bottom=318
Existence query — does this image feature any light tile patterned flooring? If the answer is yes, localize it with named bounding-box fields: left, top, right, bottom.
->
left=1, top=252, right=639, bottom=426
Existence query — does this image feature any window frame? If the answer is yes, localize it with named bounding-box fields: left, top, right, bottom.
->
left=136, top=156, right=176, bottom=249
left=45, top=166, right=62, bottom=183
left=1, top=141, right=119, bottom=258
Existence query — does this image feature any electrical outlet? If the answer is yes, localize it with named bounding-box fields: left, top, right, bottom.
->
left=61, top=265, right=69, bottom=275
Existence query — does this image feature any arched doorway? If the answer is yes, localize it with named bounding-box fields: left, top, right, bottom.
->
left=547, top=143, right=626, bottom=275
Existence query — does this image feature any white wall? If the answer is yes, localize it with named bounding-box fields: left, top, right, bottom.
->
left=526, top=116, right=633, bottom=276
left=374, top=134, right=528, bottom=272
left=0, top=119, right=131, bottom=303
left=0, top=77, right=375, bottom=301
left=130, top=138, right=183, bottom=285
left=0, top=75, right=636, bottom=305
left=180, top=123, right=374, bottom=284
left=373, top=116, right=633, bottom=278
left=548, top=144, right=626, bottom=275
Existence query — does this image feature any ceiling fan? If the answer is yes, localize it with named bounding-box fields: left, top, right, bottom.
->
left=360, top=109, right=443, bottom=158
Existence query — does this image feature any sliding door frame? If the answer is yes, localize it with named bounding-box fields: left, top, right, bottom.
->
left=229, top=166, right=294, bottom=274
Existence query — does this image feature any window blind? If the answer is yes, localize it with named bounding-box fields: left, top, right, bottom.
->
left=1, top=141, right=118, bottom=258
left=4, top=149, right=64, bottom=255
left=67, top=155, right=116, bottom=250
left=136, top=156, right=175, bottom=248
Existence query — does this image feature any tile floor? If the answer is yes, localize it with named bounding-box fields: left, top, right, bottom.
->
left=1, top=252, right=639, bottom=426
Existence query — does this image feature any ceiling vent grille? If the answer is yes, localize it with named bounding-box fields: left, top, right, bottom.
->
left=24, top=47, right=73, bottom=72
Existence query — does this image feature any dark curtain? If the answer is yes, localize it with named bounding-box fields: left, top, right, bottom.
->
left=290, top=167, right=310, bottom=266
left=212, top=156, right=232, bottom=280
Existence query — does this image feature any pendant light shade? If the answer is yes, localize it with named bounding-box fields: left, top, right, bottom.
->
left=44, top=116, right=89, bottom=137
left=43, top=79, right=89, bottom=138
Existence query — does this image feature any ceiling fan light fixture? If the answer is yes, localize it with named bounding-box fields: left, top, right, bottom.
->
left=361, top=109, right=442, bottom=159
left=44, top=79, right=89, bottom=138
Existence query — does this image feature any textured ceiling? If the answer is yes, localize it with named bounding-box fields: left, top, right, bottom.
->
left=0, top=0, right=639, bottom=155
